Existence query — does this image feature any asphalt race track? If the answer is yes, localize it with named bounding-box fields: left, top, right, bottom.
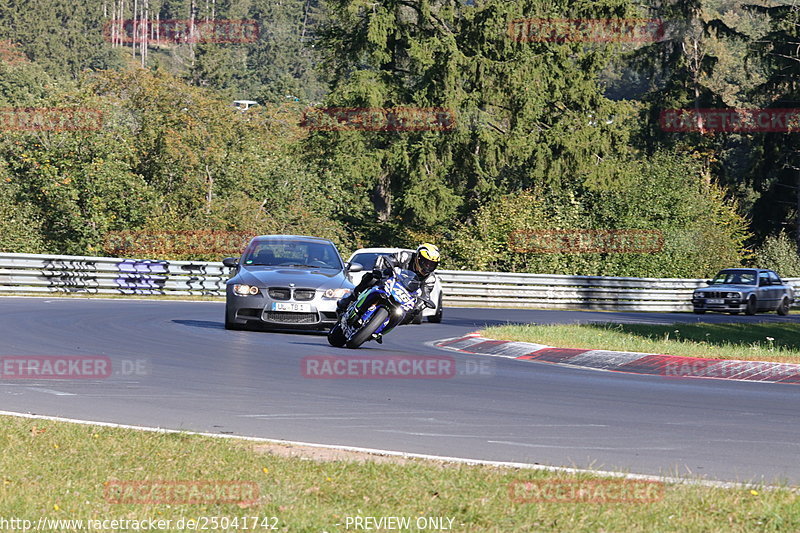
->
left=2, top=297, right=800, bottom=486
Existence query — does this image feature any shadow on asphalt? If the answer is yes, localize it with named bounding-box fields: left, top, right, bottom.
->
left=172, top=319, right=329, bottom=336
left=173, top=319, right=224, bottom=330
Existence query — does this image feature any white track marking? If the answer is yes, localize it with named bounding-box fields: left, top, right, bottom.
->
left=0, top=410, right=787, bottom=491
left=24, top=387, right=76, bottom=396
left=488, top=440, right=681, bottom=451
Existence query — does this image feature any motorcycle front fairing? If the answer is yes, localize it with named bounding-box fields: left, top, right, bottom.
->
left=346, top=269, right=421, bottom=338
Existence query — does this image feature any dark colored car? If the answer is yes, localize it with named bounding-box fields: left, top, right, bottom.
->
left=692, top=268, right=793, bottom=316
left=223, top=235, right=362, bottom=330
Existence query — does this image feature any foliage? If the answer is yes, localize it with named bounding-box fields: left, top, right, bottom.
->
left=749, top=232, right=800, bottom=278
left=310, top=0, right=654, bottom=242
left=0, top=0, right=798, bottom=275
left=0, top=68, right=353, bottom=258
left=444, top=151, right=747, bottom=277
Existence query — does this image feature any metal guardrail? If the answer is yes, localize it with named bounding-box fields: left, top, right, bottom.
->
left=436, top=271, right=705, bottom=312
left=0, top=253, right=797, bottom=312
left=0, top=253, right=233, bottom=296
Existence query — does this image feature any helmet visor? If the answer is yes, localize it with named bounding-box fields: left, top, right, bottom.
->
left=416, top=255, right=438, bottom=276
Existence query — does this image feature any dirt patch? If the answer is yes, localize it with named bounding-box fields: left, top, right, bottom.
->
left=251, top=442, right=416, bottom=465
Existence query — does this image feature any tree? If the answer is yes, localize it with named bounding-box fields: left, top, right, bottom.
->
left=0, top=0, right=124, bottom=79
left=310, top=0, right=647, bottom=245
left=444, top=150, right=747, bottom=277
left=745, top=3, right=800, bottom=248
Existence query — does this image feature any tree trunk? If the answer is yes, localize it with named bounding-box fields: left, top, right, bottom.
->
left=132, top=0, right=137, bottom=58
left=371, top=174, right=392, bottom=223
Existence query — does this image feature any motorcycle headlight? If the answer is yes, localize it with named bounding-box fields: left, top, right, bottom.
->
left=323, top=288, right=351, bottom=299
left=233, top=284, right=260, bottom=296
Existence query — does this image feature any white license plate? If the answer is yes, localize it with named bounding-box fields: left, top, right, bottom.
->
left=707, top=299, right=724, bottom=304
left=271, top=302, right=312, bottom=312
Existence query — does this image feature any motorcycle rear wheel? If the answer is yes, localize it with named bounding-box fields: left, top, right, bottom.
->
left=346, top=307, right=389, bottom=349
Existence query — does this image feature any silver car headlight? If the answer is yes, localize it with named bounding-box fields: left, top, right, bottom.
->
left=726, top=292, right=741, bottom=299
left=323, top=288, right=351, bottom=299
left=233, top=284, right=260, bottom=296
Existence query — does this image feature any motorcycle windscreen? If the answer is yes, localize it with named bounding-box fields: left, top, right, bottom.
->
left=396, top=269, right=421, bottom=292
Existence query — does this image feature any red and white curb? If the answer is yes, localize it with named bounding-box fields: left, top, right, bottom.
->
left=434, top=333, right=800, bottom=384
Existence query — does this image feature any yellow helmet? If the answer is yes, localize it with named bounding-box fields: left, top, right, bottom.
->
left=414, top=243, right=440, bottom=276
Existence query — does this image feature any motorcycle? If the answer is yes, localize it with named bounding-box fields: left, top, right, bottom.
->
left=328, top=267, right=434, bottom=349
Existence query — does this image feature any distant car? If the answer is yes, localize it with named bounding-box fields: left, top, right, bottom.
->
left=692, top=268, right=793, bottom=316
left=346, top=247, right=443, bottom=324
left=223, top=235, right=362, bottom=330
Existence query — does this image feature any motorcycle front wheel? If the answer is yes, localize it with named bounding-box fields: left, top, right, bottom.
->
left=327, top=323, right=347, bottom=347
left=346, top=307, right=389, bottom=349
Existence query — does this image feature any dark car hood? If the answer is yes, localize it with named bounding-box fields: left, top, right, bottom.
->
left=231, top=266, right=352, bottom=289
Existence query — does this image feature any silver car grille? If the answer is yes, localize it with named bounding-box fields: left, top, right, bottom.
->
left=700, top=291, right=739, bottom=299
left=701, top=291, right=724, bottom=299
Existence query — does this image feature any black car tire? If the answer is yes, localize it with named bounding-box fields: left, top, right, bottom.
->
left=777, top=297, right=791, bottom=316
left=346, top=307, right=389, bottom=349
left=745, top=296, right=758, bottom=316
left=693, top=309, right=705, bottom=315
left=427, top=294, right=443, bottom=323
left=327, top=323, right=347, bottom=347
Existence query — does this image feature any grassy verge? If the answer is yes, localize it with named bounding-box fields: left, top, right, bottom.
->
left=484, top=323, right=800, bottom=363
left=0, top=415, right=797, bottom=532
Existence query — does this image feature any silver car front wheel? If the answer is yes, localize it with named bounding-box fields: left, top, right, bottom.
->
left=745, top=296, right=757, bottom=316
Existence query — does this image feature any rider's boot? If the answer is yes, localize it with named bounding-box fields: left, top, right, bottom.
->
left=337, top=293, right=355, bottom=314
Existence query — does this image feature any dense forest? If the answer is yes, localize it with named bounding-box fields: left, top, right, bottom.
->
left=0, top=0, right=799, bottom=277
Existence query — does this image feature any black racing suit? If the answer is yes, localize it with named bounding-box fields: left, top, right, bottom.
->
left=338, top=250, right=435, bottom=321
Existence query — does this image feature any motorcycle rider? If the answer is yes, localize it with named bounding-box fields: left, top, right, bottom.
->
left=337, top=243, right=441, bottom=322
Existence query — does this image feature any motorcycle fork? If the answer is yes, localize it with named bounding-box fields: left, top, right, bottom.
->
left=378, top=305, right=404, bottom=336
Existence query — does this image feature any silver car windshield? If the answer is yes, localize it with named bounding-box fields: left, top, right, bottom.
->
left=241, top=240, right=343, bottom=269
left=710, top=271, right=756, bottom=285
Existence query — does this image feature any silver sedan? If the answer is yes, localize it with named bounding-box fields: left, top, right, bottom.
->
left=692, top=268, right=793, bottom=316
left=223, top=235, right=362, bottom=330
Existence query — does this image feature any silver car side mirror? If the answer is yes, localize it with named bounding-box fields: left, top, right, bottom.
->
left=345, top=262, right=364, bottom=273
